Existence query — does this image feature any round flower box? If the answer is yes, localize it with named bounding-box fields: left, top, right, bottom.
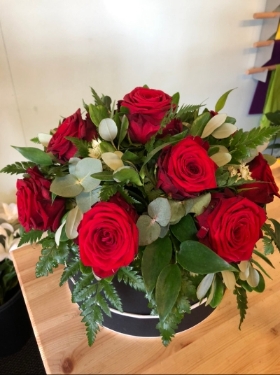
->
left=68, top=275, right=214, bottom=337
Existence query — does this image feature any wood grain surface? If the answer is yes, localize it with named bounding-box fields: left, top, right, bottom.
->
left=11, top=162, right=280, bottom=374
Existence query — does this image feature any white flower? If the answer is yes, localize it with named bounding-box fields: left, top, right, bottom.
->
left=0, top=203, right=20, bottom=261
left=0, top=203, right=18, bottom=224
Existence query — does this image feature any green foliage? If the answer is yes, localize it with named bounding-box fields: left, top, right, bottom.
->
left=0, top=161, right=36, bottom=175
left=59, top=257, right=80, bottom=286
left=178, top=240, right=237, bottom=274
left=35, top=236, right=70, bottom=277
left=229, top=127, right=280, bottom=162
left=117, top=266, right=145, bottom=292
left=18, top=229, right=45, bottom=247
left=233, top=286, right=248, bottom=329
left=262, top=220, right=280, bottom=253
left=12, top=146, right=53, bottom=166
left=65, top=137, right=90, bottom=158
left=215, top=88, right=236, bottom=112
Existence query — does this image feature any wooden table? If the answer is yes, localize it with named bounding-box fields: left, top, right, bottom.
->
left=12, top=163, right=280, bottom=374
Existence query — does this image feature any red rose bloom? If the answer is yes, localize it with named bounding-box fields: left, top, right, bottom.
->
left=78, top=201, right=139, bottom=278
left=108, top=192, right=139, bottom=222
left=196, top=192, right=267, bottom=263
left=238, top=153, right=280, bottom=205
left=16, top=167, right=65, bottom=232
left=120, top=87, right=172, bottom=144
left=47, top=109, right=97, bottom=162
left=157, top=136, right=218, bottom=199
left=157, top=118, right=183, bottom=139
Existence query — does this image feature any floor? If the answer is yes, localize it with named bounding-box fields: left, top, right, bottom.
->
left=0, top=331, right=46, bottom=374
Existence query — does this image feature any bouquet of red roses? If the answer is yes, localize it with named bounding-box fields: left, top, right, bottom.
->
left=2, top=86, right=280, bottom=346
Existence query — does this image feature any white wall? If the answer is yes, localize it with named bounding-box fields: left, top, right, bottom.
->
left=0, top=0, right=267, bottom=202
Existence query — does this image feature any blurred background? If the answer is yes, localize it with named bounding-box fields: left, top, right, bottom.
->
left=0, top=0, right=266, bottom=202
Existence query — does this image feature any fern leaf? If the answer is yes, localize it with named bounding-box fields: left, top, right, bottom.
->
left=35, top=251, right=58, bottom=277
left=233, top=286, right=248, bottom=329
left=102, top=281, right=123, bottom=312
left=99, top=184, right=119, bottom=201
left=0, top=161, right=36, bottom=175
left=96, top=293, right=112, bottom=317
left=80, top=306, right=102, bottom=346
left=59, top=258, right=80, bottom=286
left=117, top=267, right=145, bottom=291
left=71, top=273, right=95, bottom=301
left=18, top=229, right=44, bottom=247
left=65, top=137, right=90, bottom=158
left=74, top=284, right=98, bottom=302
left=90, top=87, right=104, bottom=106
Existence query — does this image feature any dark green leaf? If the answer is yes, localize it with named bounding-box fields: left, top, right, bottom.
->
left=91, top=171, right=114, bottom=181
left=170, top=214, right=197, bottom=242
left=155, top=264, right=181, bottom=320
left=141, top=237, right=173, bottom=295
left=189, top=112, right=211, bottom=137
left=12, top=146, right=53, bottom=166
left=209, top=275, right=225, bottom=308
left=233, top=286, right=248, bottom=329
left=18, top=229, right=44, bottom=247
left=178, top=240, right=237, bottom=274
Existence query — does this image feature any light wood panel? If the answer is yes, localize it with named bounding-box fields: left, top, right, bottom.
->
left=12, top=162, right=280, bottom=374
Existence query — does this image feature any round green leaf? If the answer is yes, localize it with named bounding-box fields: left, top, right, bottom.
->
left=169, top=200, right=186, bottom=224
left=50, top=175, right=83, bottom=197
left=148, top=197, right=171, bottom=227
left=73, top=158, right=102, bottom=192
left=141, top=237, right=172, bottom=295
left=155, top=264, right=182, bottom=320
left=178, top=240, right=237, bottom=274
left=137, top=215, right=161, bottom=246
left=75, top=188, right=101, bottom=213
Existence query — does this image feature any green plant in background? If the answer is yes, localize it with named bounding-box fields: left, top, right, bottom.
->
left=265, top=111, right=280, bottom=155
left=0, top=203, right=20, bottom=305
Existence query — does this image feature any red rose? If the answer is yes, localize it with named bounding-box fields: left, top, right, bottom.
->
left=238, top=153, right=280, bottom=204
left=120, top=87, right=172, bottom=144
left=78, top=201, right=139, bottom=278
left=47, top=109, right=97, bottom=162
left=16, top=167, right=65, bottom=232
left=196, top=192, right=267, bottom=263
left=108, top=192, right=139, bottom=222
left=156, top=136, right=218, bottom=199
left=157, top=118, right=183, bottom=139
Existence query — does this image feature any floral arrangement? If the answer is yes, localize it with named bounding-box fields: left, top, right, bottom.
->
left=0, top=203, right=20, bottom=305
left=1, top=86, right=280, bottom=346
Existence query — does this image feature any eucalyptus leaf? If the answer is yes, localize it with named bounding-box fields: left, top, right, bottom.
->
left=50, top=175, right=83, bottom=197
left=148, top=197, right=171, bottom=227
left=141, top=237, right=172, bottom=294
left=178, top=240, right=237, bottom=274
left=69, top=157, right=81, bottom=174
left=137, top=215, right=161, bottom=246
left=12, top=146, right=53, bottom=166
left=76, top=188, right=101, bottom=213
left=155, top=264, right=182, bottom=320
left=65, top=206, right=83, bottom=239
left=190, top=193, right=211, bottom=216
left=99, top=118, right=118, bottom=141
left=73, top=158, right=102, bottom=192
left=168, top=200, right=186, bottom=224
